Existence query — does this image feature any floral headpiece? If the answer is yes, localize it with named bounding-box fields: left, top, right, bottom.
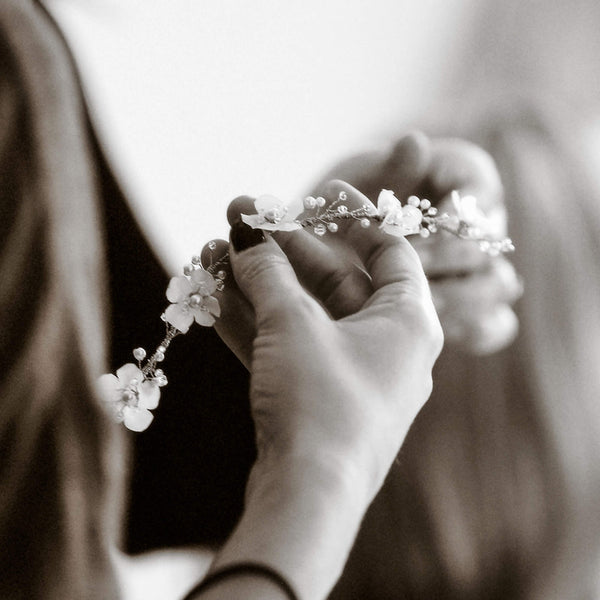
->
left=97, top=189, right=514, bottom=431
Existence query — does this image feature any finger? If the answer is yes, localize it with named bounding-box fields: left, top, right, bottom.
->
left=379, top=131, right=432, bottom=200
left=228, top=223, right=322, bottom=327
left=318, top=180, right=432, bottom=306
left=411, top=233, right=493, bottom=278
left=443, top=303, right=519, bottom=355
left=274, top=229, right=373, bottom=318
left=227, top=195, right=373, bottom=319
left=304, top=131, right=432, bottom=204
left=200, top=238, right=255, bottom=369
left=423, top=138, right=503, bottom=213
left=430, top=258, right=523, bottom=315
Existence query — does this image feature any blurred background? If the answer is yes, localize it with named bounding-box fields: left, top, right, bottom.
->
left=45, top=0, right=600, bottom=270
left=44, top=0, right=483, bottom=269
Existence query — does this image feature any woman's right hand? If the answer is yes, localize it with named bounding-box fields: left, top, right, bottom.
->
left=199, top=181, right=442, bottom=599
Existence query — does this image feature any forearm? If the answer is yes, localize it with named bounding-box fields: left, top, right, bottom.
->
left=192, top=453, right=367, bottom=600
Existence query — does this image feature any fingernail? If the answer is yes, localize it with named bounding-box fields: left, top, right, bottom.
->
left=230, top=220, right=266, bottom=252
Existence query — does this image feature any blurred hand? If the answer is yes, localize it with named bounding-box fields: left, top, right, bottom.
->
left=317, top=132, right=523, bottom=355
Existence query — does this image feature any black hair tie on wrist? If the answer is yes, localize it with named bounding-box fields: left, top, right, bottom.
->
left=181, top=562, right=299, bottom=600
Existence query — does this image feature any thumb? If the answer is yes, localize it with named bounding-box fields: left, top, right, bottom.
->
left=229, top=221, right=308, bottom=323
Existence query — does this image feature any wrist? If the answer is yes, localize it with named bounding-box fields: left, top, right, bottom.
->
left=211, top=453, right=368, bottom=600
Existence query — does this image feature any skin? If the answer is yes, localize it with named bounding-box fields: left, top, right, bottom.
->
left=192, top=180, right=442, bottom=599
left=203, top=134, right=521, bottom=367
left=310, top=132, right=523, bottom=355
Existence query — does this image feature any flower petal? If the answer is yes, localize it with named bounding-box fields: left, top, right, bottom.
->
left=96, top=373, right=121, bottom=402
left=267, top=221, right=302, bottom=232
left=191, top=269, right=217, bottom=295
left=241, top=214, right=264, bottom=229
left=451, top=190, right=462, bottom=215
left=116, top=363, right=143, bottom=386
left=203, top=295, right=221, bottom=317
left=400, top=205, right=423, bottom=232
left=381, top=223, right=407, bottom=237
left=164, top=303, right=194, bottom=333
left=193, top=307, right=216, bottom=327
left=377, top=189, right=400, bottom=215
left=123, top=407, right=154, bottom=432
left=166, top=276, right=193, bottom=303
left=138, top=380, right=160, bottom=410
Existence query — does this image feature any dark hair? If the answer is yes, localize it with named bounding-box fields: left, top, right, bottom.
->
left=0, top=2, right=125, bottom=598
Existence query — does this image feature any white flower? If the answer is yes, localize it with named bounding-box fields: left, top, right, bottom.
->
left=377, top=189, right=423, bottom=236
left=97, top=363, right=160, bottom=432
left=241, top=194, right=304, bottom=232
left=451, top=191, right=486, bottom=226
left=164, top=269, right=221, bottom=333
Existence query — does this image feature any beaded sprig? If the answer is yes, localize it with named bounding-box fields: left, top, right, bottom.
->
left=96, top=189, right=514, bottom=431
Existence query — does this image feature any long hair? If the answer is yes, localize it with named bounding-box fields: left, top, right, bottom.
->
left=329, top=98, right=600, bottom=600
left=0, top=2, right=124, bottom=598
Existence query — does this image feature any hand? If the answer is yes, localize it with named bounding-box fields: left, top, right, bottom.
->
left=317, top=132, right=523, bottom=355
left=208, top=179, right=442, bottom=495
left=201, top=181, right=442, bottom=599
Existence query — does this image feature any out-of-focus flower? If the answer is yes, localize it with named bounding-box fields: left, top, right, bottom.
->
left=451, top=191, right=487, bottom=226
left=377, top=189, right=423, bottom=236
left=97, top=363, right=159, bottom=431
left=241, top=194, right=304, bottom=232
left=164, top=269, right=220, bottom=333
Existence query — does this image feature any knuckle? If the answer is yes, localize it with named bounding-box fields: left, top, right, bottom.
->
left=396, top=292, right=444, bottom=358
left=237, top=251, right=290, bottom=285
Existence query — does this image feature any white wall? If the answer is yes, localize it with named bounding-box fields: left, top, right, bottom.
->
left=48, top=0, right=478, bottom=271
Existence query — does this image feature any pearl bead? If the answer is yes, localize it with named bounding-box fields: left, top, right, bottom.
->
left=420, top=199, right=431, bottom=210
left=208, top=240, right=217, bottom=251
left=189, top=294, right=202, bottom=307
left=360, top=218, right=370, bottom=228
left=155, top=351, right=165, bottom=362
left=419, top=228, right=430, bottom=238
left=133, top=347, right=147, bottom=361
left=303, top=196, right=317, bottom=209
left=157, top=345, right=166, bottom=354
left=314, top=224, right=326, bottom=236
left=407, top=195, right=420, bottom=207
left=338, top=191, right=347, bottom=201
left=183, top=264, right=193, bottom=276
left=316, top=196, right=326, bottom=208
left=337, top=205, right=348, bottom=214
left=217, top=270, right=227, bottom=280
left=327, top=222, right=338, bottom=233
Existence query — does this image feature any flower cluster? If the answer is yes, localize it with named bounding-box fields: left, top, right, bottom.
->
left=97, top=251, right=227, bottom=431
left=97, top=188, right=514, bottom=431
left=241, top=189, right=514, bottom=255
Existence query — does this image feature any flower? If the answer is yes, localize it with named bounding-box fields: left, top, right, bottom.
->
left=97, top=363, right=160, bottom=431
left=451, top=191, right=486, bottom=226
left=377, top=189, right=423, bottom=236
left=164, top=269, right=221, bottom=333
left=241, top=194, right=304, bottom=232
